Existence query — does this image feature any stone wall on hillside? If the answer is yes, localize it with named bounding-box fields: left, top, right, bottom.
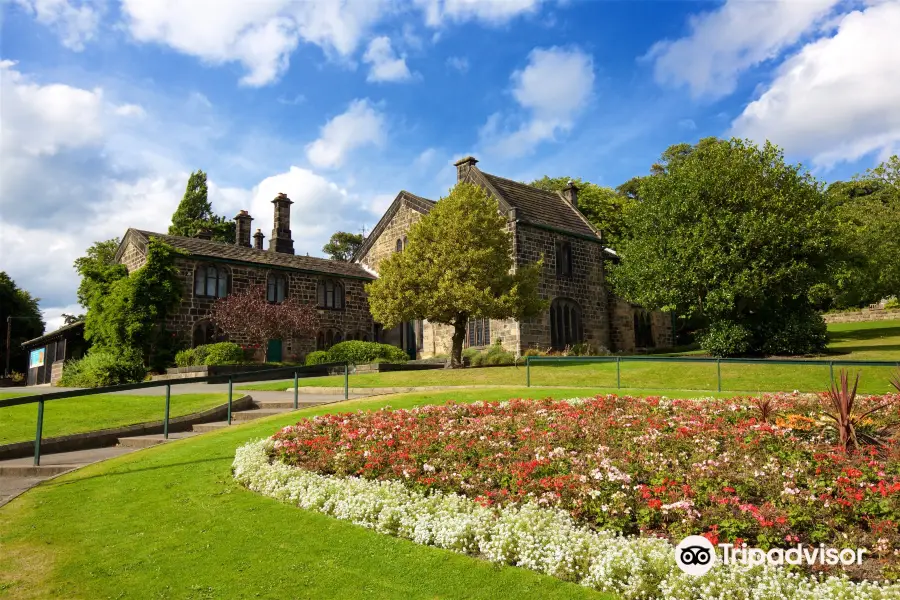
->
left=823, top=309, right=900, bottom=324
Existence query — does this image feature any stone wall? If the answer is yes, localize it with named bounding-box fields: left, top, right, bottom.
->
left=822, top=308, right=900, bottom=324
left=609, top=298, right=673, bottom=352
left=517, top=223, right=610, bottom=353
left=358, top=199, right=426, bottom=272
left=120, top=238, right=147, bottom=272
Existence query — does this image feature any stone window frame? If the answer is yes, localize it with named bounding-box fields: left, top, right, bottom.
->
left=466, top=318, right=491, bottom=348
left=317, top=278, right=345, bottom=310
left=316, top=329, right=344, bottom=350
left=193, top=263, right=230, bottom=298
left=348, top=330, right=370, bottom=342
left=395, top=238, right=403, bottom=252
left=402, top=236, right=408, bottom=250
left=550, top=298, right=583, bottom=350
left=555, top=241, right=573, bottom=277
left=634, top=309, right=654, bottom=349
left=266, top=272, right=288, bottom=304
left=192, top=318, right=227, bottom=347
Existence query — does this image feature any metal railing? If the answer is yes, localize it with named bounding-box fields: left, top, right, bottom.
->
left=525, top=355, right=900, bottom=391
left=0, top=361, right=350, bottom=466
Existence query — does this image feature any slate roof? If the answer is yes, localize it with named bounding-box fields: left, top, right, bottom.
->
left=22, top=320, right=84, bottom=349
left=477, top=171, right=601, bottom=240
left=123, top=229, right=376, bottom=280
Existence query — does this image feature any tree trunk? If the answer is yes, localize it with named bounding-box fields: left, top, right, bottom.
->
left=448, top=320, right=467, bottom=369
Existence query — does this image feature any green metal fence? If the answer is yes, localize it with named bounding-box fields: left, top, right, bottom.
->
left=525, top=355, right=900, bottom=393
left=0, top=362, right=350, bottom=467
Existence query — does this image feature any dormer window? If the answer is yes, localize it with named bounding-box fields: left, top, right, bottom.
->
left=194, top=264, right=228, bottom=298
left=266, top=273, right=287, bottom=304
left=317, top=278, right=344, bottom=309
left=556, top=241, right=573, bottom=277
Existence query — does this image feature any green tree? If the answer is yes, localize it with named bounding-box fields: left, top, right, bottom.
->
left=81, top=239, right=184, bottom=370
left=819, top=155, right=900, bottom=308
left=323, top=231, right=364, bottom=261
left=168, top=170, right=235, bottom=243
left=366, top=182, right=546, bottom=367
left=73, top=238, right=127, bottom=310
left=0, top=272, right=45, bottom=375
left=610, top=137, right=834, bottom=357
left=530, top=176, right=635, bottom=242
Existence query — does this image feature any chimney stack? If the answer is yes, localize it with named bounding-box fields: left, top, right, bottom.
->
left=253, top=228, right=265, bottom=250
left=269, top=192, right=295, bottom=254
left=453, top=156, right=478, bottom=182
left=234, top=210, right=253, bottom=247
left=562, top=180, right=578, bottom=208
left=195, top=228, right=213, bottom=240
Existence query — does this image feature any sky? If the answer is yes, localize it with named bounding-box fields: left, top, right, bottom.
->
left=2, top=0, right=899, bottom=332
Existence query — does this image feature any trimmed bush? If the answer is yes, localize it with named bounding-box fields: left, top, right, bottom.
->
left=174, top=342, right=244, bottom=367
left=58, top=349, right=146, bottom=387
left=326, top=341, right=409, bottom=365
left=304, top=351, right=331, bottom=366
left=469, top=341, right=515, bottom=367
left=758, top=309, right=828, bottom=356
left=701, top=321, right=753, bottom=357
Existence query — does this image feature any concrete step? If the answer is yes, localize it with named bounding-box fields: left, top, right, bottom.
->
left=192, top=422, right=229, bottom=433
left=230, top=408, right=291, bottom=422
left=0, top=464, right=78, bottom=477
left=251, top=399, right=330, bottom=410
left=117, top=436, right=169, bottom=448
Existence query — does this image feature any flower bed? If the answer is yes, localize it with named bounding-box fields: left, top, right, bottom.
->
left=267, top=394, right=900, bottom=581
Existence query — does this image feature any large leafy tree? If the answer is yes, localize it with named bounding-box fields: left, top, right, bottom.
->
left=610, top=137, right=834, bottom=357
left=169, top=170, right=235, bottom=243
left=530, top=176, right=634, bottom=242
left=80, top=239, right=184, bottom=369
left=818, top=155, right=900, bottom=308
left=366, top=182, right=546, bottom=367
left=0, top=272, right=45, bottom=375
left=209, top=285, right=319, bottom=361
left=323, top=231, right=364, bottom=261
left=74, top=238, right=127, bottom=310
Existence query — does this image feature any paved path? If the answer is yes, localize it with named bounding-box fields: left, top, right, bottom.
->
left=0, top=388, right=369, bottom=507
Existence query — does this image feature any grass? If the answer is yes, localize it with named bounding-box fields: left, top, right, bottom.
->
left=0, top=388, right=624, bottom=600
left=0, top=393, right=228, bottom=445
left=241, top=320, right=900, bottom=395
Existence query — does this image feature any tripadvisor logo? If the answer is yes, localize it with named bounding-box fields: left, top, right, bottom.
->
left=674, top=535, right=868, bottom=576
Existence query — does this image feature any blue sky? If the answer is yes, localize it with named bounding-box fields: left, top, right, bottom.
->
left=2, top=0, right=899, bottom=330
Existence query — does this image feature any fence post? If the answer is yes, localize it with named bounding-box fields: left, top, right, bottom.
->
left=294, top=370, right=299, bottom=410
left=526, top=357, right=531, bottom=387
left=716, top=359, right=722, bottom=393
left=227, top=376, right=233, bottom=425
left=164, top=384, right=171, bottom=439
left=344, top=363, right=349, bottom=400
left=616, top=357, right=621, bottom=389
left=829, top=361, right=834, bottom=384
left=33, top=399, right=44, bottom=467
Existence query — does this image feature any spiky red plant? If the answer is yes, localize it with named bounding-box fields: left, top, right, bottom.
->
left=822, top=369, right=899, bottom=453
left=752, top=395, right=776, bottom=424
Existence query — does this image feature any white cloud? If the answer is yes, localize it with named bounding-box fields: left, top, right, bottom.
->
left=646, top=0, right=842, bottom=98
left=14, top=0, right=102, bottom=50
left=446, top=55, right=469, bottom=73
left=415, top=0, right=544, bottom=27
left=730, top=2, right=900, bottom=167
left=480, top=46, right=594, bottom=158
left=305, top=99, right=386, bottom=169
left=120, top=0, right=388, bottom=86
left=362, top=36, right=412, bottom=83
left=114, top=103, right=146, bottom=117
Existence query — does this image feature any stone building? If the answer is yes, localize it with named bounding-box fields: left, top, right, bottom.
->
left=355, top=157, right=673, bottom=357
left=114, top=193, right=376, bottom=361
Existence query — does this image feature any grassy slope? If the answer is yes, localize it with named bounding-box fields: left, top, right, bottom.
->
left=0, top=388, right=620, bottom=600
left=0, top=393, right=228, bottom=445
left=241, top=320, right=900, bottom=395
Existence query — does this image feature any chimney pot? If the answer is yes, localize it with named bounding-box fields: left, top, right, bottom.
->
left=234, top=210, right=254, bottom=247
left=563, top=180, right=578, bottom=208
left=253, top=228, right=265, bottom=250
left=268, top=193, right=295, bottom=254
left=453, top=156, right=478, bottom=182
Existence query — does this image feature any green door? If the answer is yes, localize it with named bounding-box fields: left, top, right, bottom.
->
left=266, top=339, right=283, bottom=363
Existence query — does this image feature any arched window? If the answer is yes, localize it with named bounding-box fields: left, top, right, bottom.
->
left=550, top=298, right=583, bottom=350
left=266, top=273, right=287, bottom=303
left=634, top=310, right=654, bottom=348
left=396, top=238, right=403, bottom=252
left=194, top=264, right=228, bottom=298
left=402, top=236, right=408, bottom=250
left=192, top=319, right=226, bottom=347
left=317, top=279, right=344, bottom=309
left=317, top=329, right=343, bottom=350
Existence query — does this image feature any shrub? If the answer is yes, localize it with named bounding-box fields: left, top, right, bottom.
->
left=884, top=297, right=899, bottom=310
left=469, top=341, right=515, bottom=367
left=566, top=342, right=609, bottom=356
left=304, top=351, right=331, bottom=366
left=701, top=320, right=753, bottom=357
left=201, top=342, right=244, bottom=365
left=9, top=371, right=25, bottom=383
left=758, top=308, right=827, bottom=356
left=174, top=348, right=196, bottom=367
left=326, top=341, right=409, bottom=365
left=58, top=349, right=146, bottom=387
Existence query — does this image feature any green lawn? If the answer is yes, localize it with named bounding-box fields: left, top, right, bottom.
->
left=0, top=393, right=228, bottom=445
left=0, top=388, right=621, bottom=600
left=241, top=320, right=900, bottom=395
